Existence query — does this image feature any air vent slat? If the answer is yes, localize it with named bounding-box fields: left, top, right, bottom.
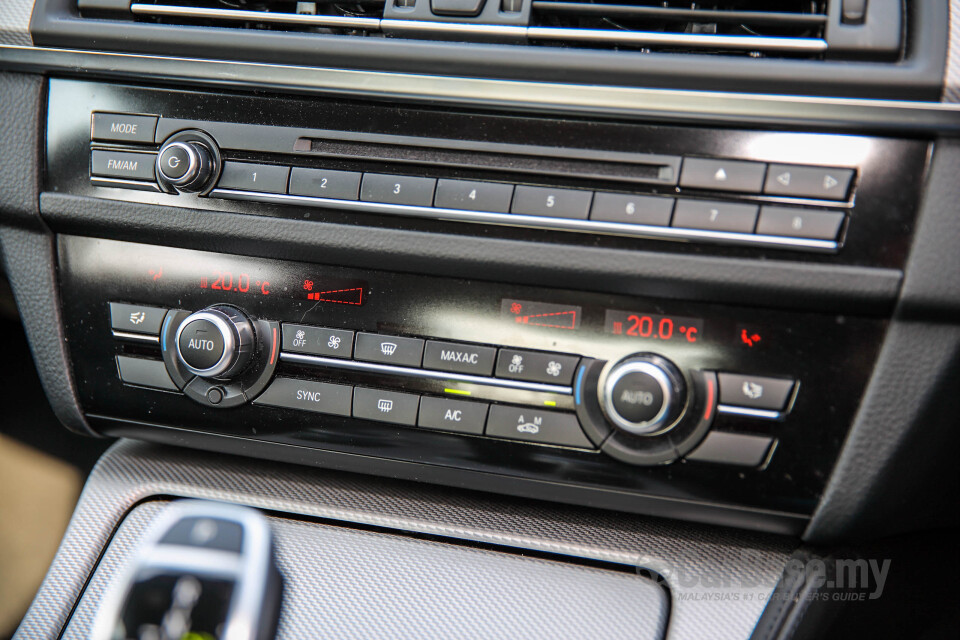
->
left=526, top=27, right=827, bottom=52
left=129, top=3, right=382, bottom=31
left=531, top=3, right=828, bottom=28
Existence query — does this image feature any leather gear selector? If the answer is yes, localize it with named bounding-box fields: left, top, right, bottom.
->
left=91, top=500, right=283, bottom=640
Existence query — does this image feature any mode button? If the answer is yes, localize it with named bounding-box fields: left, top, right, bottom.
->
left=92, top=113, right=158, bottom=144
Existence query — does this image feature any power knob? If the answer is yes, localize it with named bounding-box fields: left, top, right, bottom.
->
left=600, top=354, right=686, bottom=436
left=155, top=130, right=221, bottom=194
left=175, top=306, right=255, bottom=379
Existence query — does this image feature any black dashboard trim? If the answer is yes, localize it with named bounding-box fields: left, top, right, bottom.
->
left=39, top=192, right=903, bottom=315
left=28, top=0, right=948, bottom=102
left=2, top=45, right=960, bottom=134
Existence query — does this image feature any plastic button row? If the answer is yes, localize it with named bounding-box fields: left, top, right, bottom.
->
left=217, top=161, right=846, bottom=242
left=281, top=323, right=579, bottom=385
left=253, top=377, right=593, bottom=448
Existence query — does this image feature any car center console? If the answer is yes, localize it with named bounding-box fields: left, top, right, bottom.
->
left=43, top=78, right=930, bottom=536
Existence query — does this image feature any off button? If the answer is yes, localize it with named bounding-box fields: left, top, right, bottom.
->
left=177, top=319, right=225, bottom=371
left=158, top=144, right=192, bottom=180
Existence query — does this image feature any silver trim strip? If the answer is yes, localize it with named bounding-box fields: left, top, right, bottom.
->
left=526, top=27, right=827, bottom=52
left=2, top=45, right=960, bottom=131
left=211, top=188, right=840, bottom=252
left=280, top=352, right=574, bottom=395
left=717, top=404, right=783, bottom=420
left=128, top=5, right=825, bottom=52
left=112, top=330, right=161, bottom=344
left=130, top=4, right=381, bottom=31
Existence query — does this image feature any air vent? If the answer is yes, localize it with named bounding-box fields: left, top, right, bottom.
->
left=121, top=1, right=385, bottom=35
left=80, top=0, right=903, bottom=61
left=527, top=1, right=829, bottom=56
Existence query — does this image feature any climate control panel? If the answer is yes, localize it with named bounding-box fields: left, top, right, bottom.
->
left=61, top=236, right=884, bottom=533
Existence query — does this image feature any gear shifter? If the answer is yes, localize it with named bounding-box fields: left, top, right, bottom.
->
left=92, top=501, right=283, bottom=640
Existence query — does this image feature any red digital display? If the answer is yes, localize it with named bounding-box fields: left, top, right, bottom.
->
left=605, top=310, right=703, bottom=343
left=199, top=271, right=271, bottom=295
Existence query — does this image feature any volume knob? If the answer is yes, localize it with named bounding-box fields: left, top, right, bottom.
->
left=600, top=354, right=686, bottom=436
left=157, top=140, right=213, bottom=192
left=175, top=306, right=255, bottom=378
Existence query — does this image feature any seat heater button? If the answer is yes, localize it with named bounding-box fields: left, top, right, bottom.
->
left=418, top=397, right=488, bottom=434
left=91, top=150, right=157, bottom=181
left=485, top=405, right=592, bottom=448
left=253, top=378, right=352, bottom=416
left=680, top=158, right=766, bottom=193
left=110, top=302, right=167, bottom=335
left=353, top=387, right=420, bottom=426
left=686, top=432, right=774, bottom=466
left=92, top=113, right=158, bottom=144
left=718, top=373, right=796, bottom=411
left=116, top=356, right=178, bottom=391
left=422, top=341, right=496, bottom=376
left=672, top=200, right=759, bottom=234
left=354, top=333, right=424, bottom=368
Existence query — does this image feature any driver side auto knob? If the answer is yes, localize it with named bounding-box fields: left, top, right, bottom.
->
left=600, top=353, right=686, bottom=436
left=175, top=305, right=255, bottom=379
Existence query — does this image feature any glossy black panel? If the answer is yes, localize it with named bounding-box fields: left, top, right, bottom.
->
left=59, top=236, right=886, bottom=531
left=45, top=79, right=928, bottom=268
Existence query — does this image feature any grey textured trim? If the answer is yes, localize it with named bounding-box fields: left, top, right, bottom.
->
left=946, top=0, right=960, bottom=101
left=2, top=44, right=960, bottom=132
left=0, top=0, right=32, bottom=46
left=15, top=440, right=796, bottom=640
left=65, top=501, right=669, bottom=640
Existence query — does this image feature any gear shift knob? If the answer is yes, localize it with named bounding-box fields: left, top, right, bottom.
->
left=92, top=500, right=283, bottom=640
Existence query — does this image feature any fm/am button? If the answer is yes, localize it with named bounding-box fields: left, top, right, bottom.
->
left=91, top=150, right=157, bottom=181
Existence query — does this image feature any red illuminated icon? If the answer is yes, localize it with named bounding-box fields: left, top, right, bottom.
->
left=303, top=280, right=314, bottom=291
left=199, top=277, right=208, bottom=288
left=514, top=309, right=577, bottom=330
left=510, top=302, right=523, bottom=314
left=612, top=321, right=623, bottom=335
left=741, top=329, right=762, bottom=347
left=149, top=267, right=163, bottom=281
left=307, top=287, right=363, bottom=305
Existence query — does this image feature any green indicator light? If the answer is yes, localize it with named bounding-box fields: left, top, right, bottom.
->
left=444, top=388, right=471, bottom=396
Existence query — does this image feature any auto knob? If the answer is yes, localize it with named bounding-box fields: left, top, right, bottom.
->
left=156, top=139, right=214, bottom=192
left=175, top=306, right=255, bottom=378
left=600, top=353, right=686, bottom=436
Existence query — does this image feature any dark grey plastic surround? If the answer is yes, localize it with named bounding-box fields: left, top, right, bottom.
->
left=15, top=440, right=796, bottom=640
left=65, top=501, right=669, bottom=640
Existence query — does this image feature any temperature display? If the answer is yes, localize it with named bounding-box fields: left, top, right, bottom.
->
left=605, top=310, right=703, bottom=343
left=199, top=272, right=271, bottom=295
